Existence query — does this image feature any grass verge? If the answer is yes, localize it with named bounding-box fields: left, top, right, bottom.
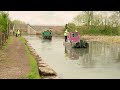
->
left=19, top=36, right=40, bottom=79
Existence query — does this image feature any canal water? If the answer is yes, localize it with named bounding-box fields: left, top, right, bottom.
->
left=24, top=35, right=120, bottom=79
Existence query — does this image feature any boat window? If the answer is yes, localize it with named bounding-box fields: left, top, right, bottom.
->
left=72, top=34, right=75, bottom=37
left=72, top=33, right=78, bottom=37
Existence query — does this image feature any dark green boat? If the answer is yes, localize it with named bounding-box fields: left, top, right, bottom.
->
left=41, top=30, right=52, bottom=40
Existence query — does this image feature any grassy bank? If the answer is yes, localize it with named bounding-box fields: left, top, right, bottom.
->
left=81, top=35, right=120, bottom=43
left=7, top=36, right=13, bottom=44
left=75, top=25, right=120, bottom=36
left=19, top=36, right=40, bottom=79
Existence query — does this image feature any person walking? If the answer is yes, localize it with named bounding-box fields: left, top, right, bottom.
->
left=17, top=30, right=20, bottom=37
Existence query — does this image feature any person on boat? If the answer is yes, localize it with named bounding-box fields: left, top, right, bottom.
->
left=64, top=24, right=69, bottom=42
left=64, top=30, right=69, bottom=42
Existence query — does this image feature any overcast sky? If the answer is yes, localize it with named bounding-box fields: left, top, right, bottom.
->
left=9, top=11, right=82, bottom=26
left=9, top=11, right=114, bottom=26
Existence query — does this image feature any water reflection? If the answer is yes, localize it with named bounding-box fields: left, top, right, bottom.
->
left=64, top=46, right=89, bottom=60
left=41, top=39, right=52, bottom=43
left=64, top=41, right=120, bottom=68
left=24, top=35, right=120, bottom=78
left=40, top=39, right=52, bottom=51
left=81, top=42, right=120, bottom=68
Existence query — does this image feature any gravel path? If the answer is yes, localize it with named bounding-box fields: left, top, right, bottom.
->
left=0, top=36, right=31, bottom=79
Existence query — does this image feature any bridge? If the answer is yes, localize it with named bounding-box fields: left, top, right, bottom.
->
left=10, top=24, right=64, bottom=35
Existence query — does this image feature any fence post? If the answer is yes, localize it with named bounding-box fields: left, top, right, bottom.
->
left=0, top=32, right=8, bottom=48
left=4, top=33, right=5, bottom=44
left=2, top=34, right=4, bottom=46
left=0, top=33, right=2, bottom=47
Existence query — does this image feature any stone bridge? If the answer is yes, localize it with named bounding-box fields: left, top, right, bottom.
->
left=11, top=24, right=64, bottom=35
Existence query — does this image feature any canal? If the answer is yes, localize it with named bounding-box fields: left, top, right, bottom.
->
left=24, top=35, right=120, bottom=79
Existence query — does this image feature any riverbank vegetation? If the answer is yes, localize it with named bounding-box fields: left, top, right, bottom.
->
left=81, top=35, right=120, bottom=43
left=19, top=37, right=40, bottom=79
left=0, top=11, right=26, bottom=33
left=0, top=11, right=10, bottom=33
left=66, top=11, right=120, bottom=36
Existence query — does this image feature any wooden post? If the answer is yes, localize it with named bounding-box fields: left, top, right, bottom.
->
left=6, top=11, right=9, bottom=39
left=0, top=33, right=2, bottom=47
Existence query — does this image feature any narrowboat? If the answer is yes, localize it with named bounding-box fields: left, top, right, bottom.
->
left=63, top=32, right=89, bottom=48
left=41, top=30, right=52, bottom=40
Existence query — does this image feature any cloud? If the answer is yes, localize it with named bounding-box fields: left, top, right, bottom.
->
left=9, top=11, right=114, bottom=25
left=9, top=11, right=82, bottom=25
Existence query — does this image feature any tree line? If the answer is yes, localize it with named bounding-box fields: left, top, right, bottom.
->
left=0, top=11, right=25, bottom=34
left=66, top=11, right=120, bottom=36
